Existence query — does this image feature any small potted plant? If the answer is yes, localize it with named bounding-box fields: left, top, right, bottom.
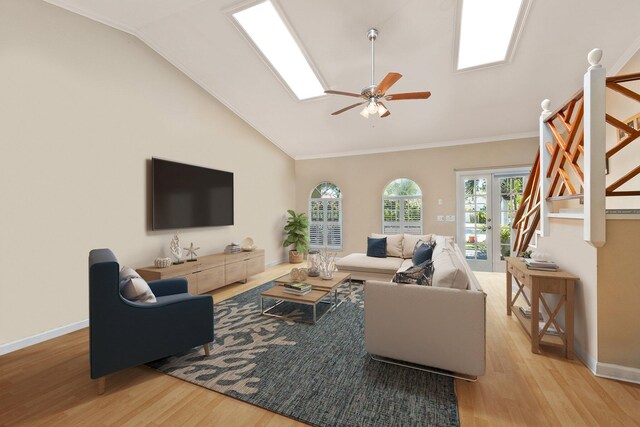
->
left=283, top=210, right=309, bottom=264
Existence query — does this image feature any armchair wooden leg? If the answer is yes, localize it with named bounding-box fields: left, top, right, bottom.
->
left=97, top=377, right=106, bottom=395
left=203, top=343, right=211, bottom=356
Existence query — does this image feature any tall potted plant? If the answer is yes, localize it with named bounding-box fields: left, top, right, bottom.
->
left=283, top=210, right=309, bottom=263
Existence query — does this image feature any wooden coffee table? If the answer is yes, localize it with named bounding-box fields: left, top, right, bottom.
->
left=260, top=286, right=329, bottom=324
left=275, top=271, right=352, bottom=311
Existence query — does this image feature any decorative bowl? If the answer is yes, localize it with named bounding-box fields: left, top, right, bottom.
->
left=242, top=237, right=257, bottom=251
left=154, top=257, right=172, bottom=268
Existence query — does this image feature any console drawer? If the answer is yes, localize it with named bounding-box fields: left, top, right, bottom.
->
left=225, top=261, right=247, bottom=284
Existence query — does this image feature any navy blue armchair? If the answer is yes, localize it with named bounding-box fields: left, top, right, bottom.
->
left=89, top=249, right=214, bottom=393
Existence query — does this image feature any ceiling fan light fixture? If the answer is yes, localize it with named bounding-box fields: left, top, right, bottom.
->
left=377, top=103, right=388, bottom=116
left=360, top=107, right=370, bottom=118
left=367, top=100, right=378, bottom=113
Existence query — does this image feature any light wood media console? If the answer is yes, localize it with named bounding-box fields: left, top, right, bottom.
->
left=137, top=249, right=265, bottom=295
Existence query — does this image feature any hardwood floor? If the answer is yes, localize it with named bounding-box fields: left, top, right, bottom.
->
left=1, top=266, right=639, bottom=426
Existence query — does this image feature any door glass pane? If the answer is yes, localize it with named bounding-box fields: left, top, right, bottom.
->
left=497, top=175, right=527, bottom=260
left=463, top=177, right=488, bottom=260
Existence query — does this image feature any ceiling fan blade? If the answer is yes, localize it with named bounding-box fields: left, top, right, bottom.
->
left=331, top=102, right=366, bottom=115
left=385, top=91, right=432, bottom=101
left=374, top=72, right=402, bottom=95
left=325, top=90, right=363, bottom=98
left=379, top=102, right=391, bottom=118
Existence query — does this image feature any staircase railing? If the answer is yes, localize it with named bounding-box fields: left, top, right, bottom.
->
left=512, top=50, right=640, bottom=254
left=605, top=72, right=640, bottom=197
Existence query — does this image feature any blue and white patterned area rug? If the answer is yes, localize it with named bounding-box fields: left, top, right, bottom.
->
left=148, top=282, right=460, bottom=427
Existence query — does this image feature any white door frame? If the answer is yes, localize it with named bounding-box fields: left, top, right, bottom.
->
left=490, top=171, right=530, bottom=272
left=456, top=167, right=530, bottom=272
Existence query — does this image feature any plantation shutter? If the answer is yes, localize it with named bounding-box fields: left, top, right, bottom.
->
left=382, top=196, right=422, bottom=234
left=382, top=198, right=402, bottom=234
left=309, top=198, right=342, bottom=250
left=403, top=197, right=423, bottom=235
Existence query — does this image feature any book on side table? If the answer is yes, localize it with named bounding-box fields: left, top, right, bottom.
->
left=523, top=259, right=559, bottom=271
left=282, top=282, right=312, bottom=296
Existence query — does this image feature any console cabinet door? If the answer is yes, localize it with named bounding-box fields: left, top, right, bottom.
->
left=196, top=266, right=225, bottom=294
left=184, top=273, right=198, bottom=294
left=246, top=255, right=265, bottom=277
left=225, top=261, right=247, bottom=284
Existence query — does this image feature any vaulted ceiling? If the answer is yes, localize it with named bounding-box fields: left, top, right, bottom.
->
left=46, top=0, right=640, bottom=159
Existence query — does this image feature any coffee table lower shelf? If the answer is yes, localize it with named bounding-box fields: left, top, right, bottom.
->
left=260, top=287, right=329, bottom=324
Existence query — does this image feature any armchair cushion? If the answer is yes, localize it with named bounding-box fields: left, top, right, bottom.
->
left=148, top=277, right=188, bottom=297
left=119, top=267, right=156, bottom=303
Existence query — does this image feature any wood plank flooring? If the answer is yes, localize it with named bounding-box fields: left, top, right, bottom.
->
left=1, top=266, right=639, bottom=426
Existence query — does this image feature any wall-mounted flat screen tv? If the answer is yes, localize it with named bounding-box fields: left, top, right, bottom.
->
left=152, top=158, right=234, bottom=230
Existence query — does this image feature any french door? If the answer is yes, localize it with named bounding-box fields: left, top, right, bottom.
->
left=457, top=169, right=529, bottom=272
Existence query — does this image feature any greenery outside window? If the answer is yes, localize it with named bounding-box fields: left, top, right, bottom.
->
left=382, top=178, right=423, bottom=234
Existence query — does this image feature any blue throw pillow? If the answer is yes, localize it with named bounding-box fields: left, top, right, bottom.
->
left=412, top=241, right=435, bottom=265
left=367, top=237, right=387, bottom=258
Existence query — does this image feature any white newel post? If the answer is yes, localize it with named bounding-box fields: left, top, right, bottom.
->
left=584, top=48, right=606, bottom=247
left=539, top=99, right=552, bottom=237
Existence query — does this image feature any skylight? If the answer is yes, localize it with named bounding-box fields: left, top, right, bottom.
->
left=232, top=1, right=324, bottom=100
left=457, top=0, right=525, bottom=70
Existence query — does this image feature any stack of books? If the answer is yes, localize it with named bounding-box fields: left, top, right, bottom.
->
left=282, top=282, right=312, bottom=296
left=524, top=259, right=559, bottom=271
left=518, top=306, right=533, bottom=318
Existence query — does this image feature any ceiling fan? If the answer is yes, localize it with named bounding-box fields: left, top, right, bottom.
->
left=325, top=28, right=431, bottom=118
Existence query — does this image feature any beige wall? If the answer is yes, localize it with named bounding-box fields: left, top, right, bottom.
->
left=535, top=219, right=599, bottom=366
left=605, top=48, right=640, bottom=209
left=295, top=138, right=538, bottom=255
left=597, top=219, right=640, bottom=369
left=0, top=0, right=295, bottom=346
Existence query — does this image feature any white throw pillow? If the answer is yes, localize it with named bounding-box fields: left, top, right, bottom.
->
left=119, top=267, right=157, bottom=303
left=402, top=234, right=433, bottom=258
left=431, top=235, right=455, bottom=259
left=370, top=233, right=403, bottom=258
left=431, top=248, right=469, bottom=290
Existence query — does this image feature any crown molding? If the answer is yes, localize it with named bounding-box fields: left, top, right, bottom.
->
left=293, top=131, right=539, bottom=160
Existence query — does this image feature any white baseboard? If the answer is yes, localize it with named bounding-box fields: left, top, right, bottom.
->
left=574, top=339, right=598, bottom=374
left=266, top=258, right=287, bottom=268
left=0, top=319, right=88, bottom=356
left=595, top=362, right=640, bottom=385
left=573, top=338, right=640, bottom=384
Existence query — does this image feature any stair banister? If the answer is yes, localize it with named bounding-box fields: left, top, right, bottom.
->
left=584, top=48, right=607, bottom=247
left=539, top=99, right=553, bottom=237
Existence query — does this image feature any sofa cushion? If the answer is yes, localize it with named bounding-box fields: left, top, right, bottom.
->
left=402, top=234, right=433, bottom=258
left=432, top=235, right=455, bottom=259
left=431, top=248, right=469, bottom=290
left=399, top=258, right=414, bottom=271
left=371, top=233, right=403, bottom=258
left=367, top=237, right=387, bottom=258
left=412, top=241, right=436, bottom=265
left=119, top=267, right=157, bottom=303
left=336, top=253, right=404, bottom=274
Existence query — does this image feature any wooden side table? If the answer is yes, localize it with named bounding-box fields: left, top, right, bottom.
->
left=505, top=257, right=578, bottom=359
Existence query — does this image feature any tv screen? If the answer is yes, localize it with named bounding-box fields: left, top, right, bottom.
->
left=152, top=158, right=234, bottom=230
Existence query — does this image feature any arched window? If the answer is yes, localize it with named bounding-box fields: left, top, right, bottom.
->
left=382, top=178, right=423, bottom=234
left=309, top=182, right=342, bottom=250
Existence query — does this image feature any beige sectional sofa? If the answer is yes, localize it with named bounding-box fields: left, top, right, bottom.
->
left=336, top=233, right=487, bottom=378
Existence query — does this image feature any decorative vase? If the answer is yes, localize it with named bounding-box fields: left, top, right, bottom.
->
left=320, top=270, right=334, bottom=280
left=307, top=250, right=320, bottom=277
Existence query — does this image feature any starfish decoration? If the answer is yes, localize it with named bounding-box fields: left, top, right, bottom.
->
left=184, top=242, right=200, bottom=261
